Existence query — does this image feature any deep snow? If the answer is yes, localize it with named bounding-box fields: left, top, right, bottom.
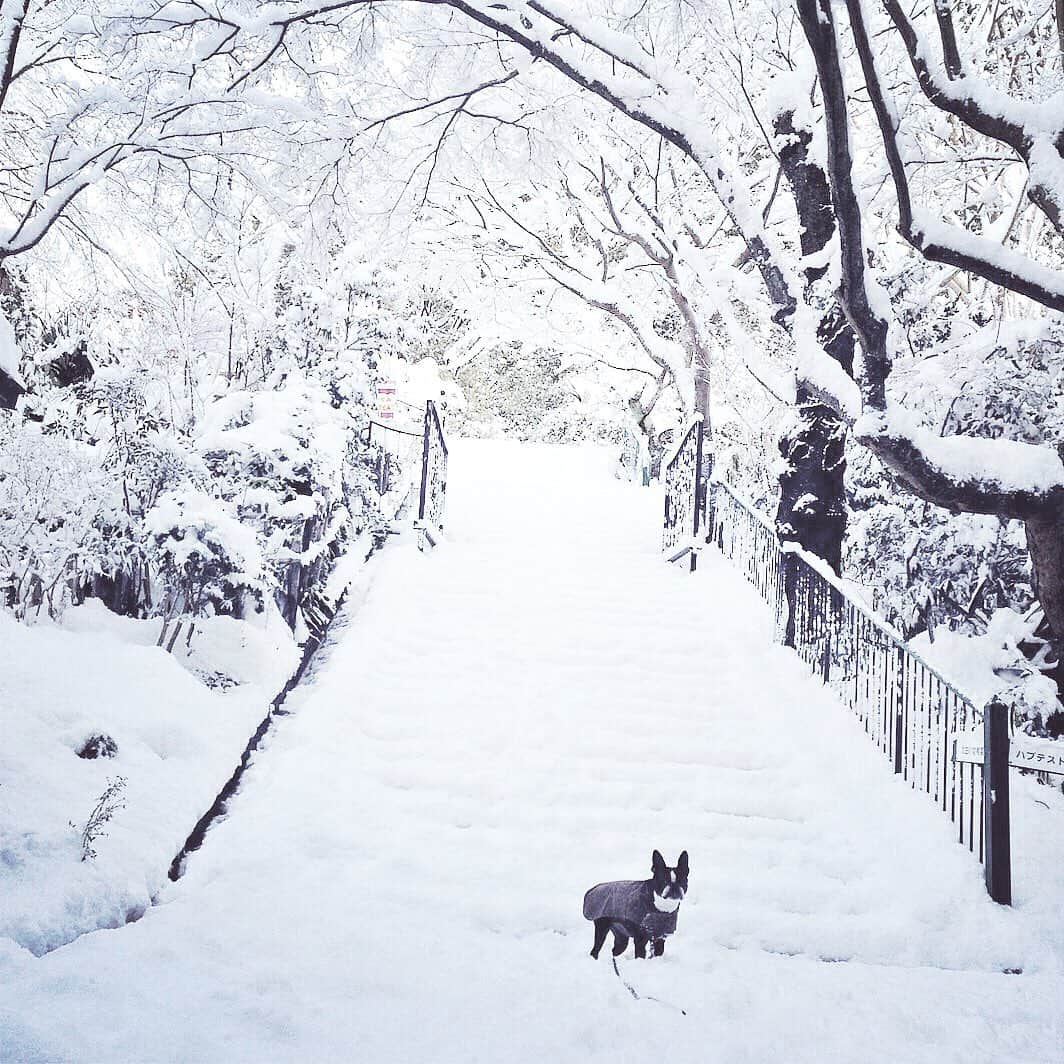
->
left=1, top=440, right=1062, bottom=1063
left=0, top=603, right=297, bottom=956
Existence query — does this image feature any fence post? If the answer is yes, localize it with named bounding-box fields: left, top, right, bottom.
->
left=983, top=697, right=1012, bottom=906
left=690, top=420, right=704, bottom=573
left=781, top=551, right=797, bottom=648
left=893, top=646, right=904, bottom=774
left=417, top=400, right=431, bottom=526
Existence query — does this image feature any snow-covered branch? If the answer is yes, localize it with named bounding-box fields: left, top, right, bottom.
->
left=881, top=0, right=1064, bottom=236
left=851, top=0, right=1064, bottom=312
left=855, top=406, right=1064, bottom=520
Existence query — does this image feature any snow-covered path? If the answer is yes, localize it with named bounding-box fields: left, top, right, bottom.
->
left=2, top=441, right=1061, bottom=1063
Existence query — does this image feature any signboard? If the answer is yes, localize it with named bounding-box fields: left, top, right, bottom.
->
left=953, top=730, right=1064, bottom=776
left=376, top=381, right=396, bottom=420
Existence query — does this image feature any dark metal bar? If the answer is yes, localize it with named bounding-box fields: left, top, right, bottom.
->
left=416, top=400, right=448, bottom=552
left=417, top=401, right=431, bottom=525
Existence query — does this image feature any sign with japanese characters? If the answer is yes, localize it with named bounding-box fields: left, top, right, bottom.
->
left=376, top=381, right=396, bottom=420
left=953, top=731, right=1064, bottom=775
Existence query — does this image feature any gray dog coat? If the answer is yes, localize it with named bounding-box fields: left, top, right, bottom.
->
left=582, top=879, right=679, bottom=940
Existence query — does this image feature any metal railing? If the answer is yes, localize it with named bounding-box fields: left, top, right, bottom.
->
left=662, top=418, right=705, bottom=572
left=416, top=400, right=448, bottom=551
left=708, top=480, right=985, bottom=861
left=366, top=418, right=424, bottom=501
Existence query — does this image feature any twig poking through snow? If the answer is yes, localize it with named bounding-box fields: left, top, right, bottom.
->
left=71, top=777, right=127, bottom=862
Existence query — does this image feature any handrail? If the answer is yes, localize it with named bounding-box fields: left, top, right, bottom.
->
left=706, top=477, right=985, bottom=863
left=368, top=419, right=422, bottom=439
left=712, top=480, right=972, bottom=701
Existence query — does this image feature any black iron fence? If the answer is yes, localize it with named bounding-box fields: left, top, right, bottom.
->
left=707, top=481, right=985, bottom=861
left=416, top=400, right=448, bottom=551
left=662, top=418, right=705, bottom=572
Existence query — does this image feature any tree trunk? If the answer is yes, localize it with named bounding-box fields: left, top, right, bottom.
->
left=693, top=345, right=713, bottom=537
left=773, top=111, right=855, bottom=573
left=1057, top=0, right=1064, bottom=75
left=1026, top=508, right=1064, bottom=690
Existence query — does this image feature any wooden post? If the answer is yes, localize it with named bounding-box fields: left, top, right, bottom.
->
left=983, top=697, right=1012, bottom=906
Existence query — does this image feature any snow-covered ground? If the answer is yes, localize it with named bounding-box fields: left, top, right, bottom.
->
left=0, top=602, right=298, bottom=956
left=2, top=440, right=1062, bottom=1062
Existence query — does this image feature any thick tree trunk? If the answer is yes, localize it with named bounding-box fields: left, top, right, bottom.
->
left=693, top=346, right=713, bottom=535
left=773, top=112, right=855, bottom=573
left=1057, top=0, right=1064, bottom=75
left=1026, top=508, right=1064, bottom=690
left=777, top=398, right=848, bottom=572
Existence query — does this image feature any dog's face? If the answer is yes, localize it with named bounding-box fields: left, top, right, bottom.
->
left=651, top=849, right=688, bottom=912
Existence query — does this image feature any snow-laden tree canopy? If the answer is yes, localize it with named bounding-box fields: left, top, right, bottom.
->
left=0, top=0, right=1062, bottom=717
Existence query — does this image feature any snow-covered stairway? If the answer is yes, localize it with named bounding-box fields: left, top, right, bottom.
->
left=2, top=440, right=1061, bottom=1064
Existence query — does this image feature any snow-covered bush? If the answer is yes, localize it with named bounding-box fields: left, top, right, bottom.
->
left=144, top=488, right=266, bottom=647
left=78, top=371, right=210, bottom=617
left=0, top=416, right=109, bottom=619
left=196, top=375, right=353, bottom=632
left=845, top=459, right=1032, bottom=639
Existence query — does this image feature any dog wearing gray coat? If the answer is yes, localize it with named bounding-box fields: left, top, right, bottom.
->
left=583, top=850, right=688, bottom=959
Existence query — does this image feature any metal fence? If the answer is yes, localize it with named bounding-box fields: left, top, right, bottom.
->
left=708, top=480, right=985, bottom=861
left=366, top=418, right=424, bottom=500
left=416, top=400, right=448, bottom=551
left=662, top=418, right=705, bottom=572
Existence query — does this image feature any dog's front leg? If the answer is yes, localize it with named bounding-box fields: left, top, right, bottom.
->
left=634, top=933, right=648, bottom=959
left=653, top=938, right=665, bottom=957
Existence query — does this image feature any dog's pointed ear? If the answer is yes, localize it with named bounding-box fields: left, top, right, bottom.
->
left=651, top=849, right=666, bottom=873
left=677, top=851, right=689, bottom=874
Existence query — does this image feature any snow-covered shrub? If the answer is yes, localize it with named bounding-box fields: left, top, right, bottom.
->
left=912, top=607, right=1063, bottom=739
left=197, top=375, right=353, bottom=632
left=844, top=317, right=1057, bottom=641
left=144, top=488, right=266, bottom=646
left=15, top=368, right=211, bottom=619
left=845, top=464, right=1032, bottom=639
left=76, top=734, right=119, bottom=760
left=87, top=375, right=209, bottom=616
left=846, top=447, right=1063, bottom=730
left=0, top=416, right=109, bottom=619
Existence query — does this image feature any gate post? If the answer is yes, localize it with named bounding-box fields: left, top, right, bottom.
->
left=983, top=696, right=1012, bottom=906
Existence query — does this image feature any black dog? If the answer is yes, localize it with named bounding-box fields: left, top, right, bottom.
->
left=583, top=850, right=688, bottom=959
